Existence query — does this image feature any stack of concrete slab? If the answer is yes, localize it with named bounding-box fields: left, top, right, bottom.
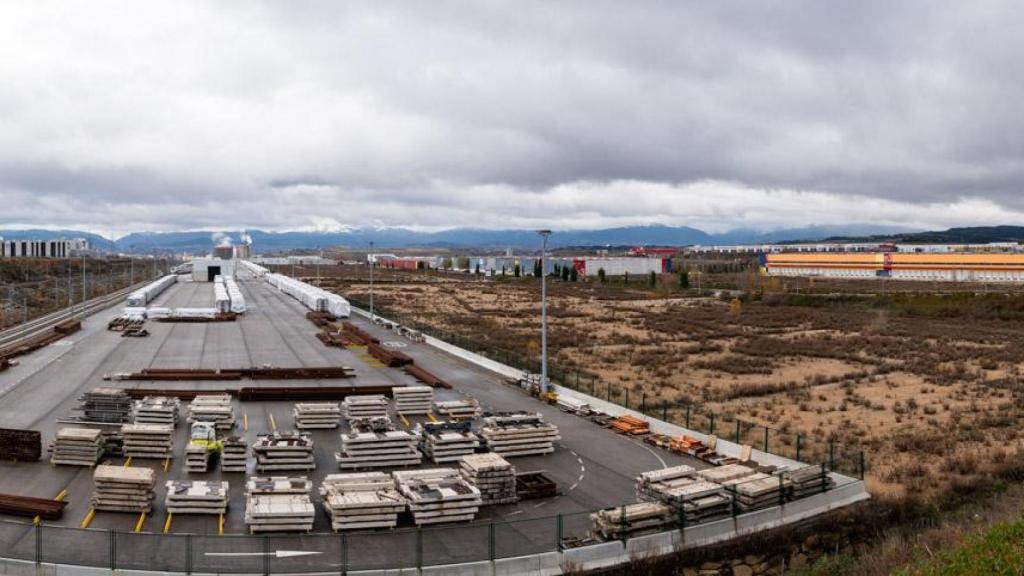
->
left=51, top=427, right=104, bottom=466
left=433, top=399, right=481, bottom=420
left=342, top=395, right=389, bottom=420
left=394, top=468, right=482, bottom=525
left=635, top=465, right=729, bottom=523
left=479, top=413, right=560, bottom=457
left=591, top=502, right=674, bottom=540
left=348, top=416, right=393, bottom=432
left=393, top=386, right=432, bottom=415
left=696, top=464, right=759, bottom=485
left=319, top=473, right=407, bottom=530
left=131, top=397, right=180, bottom=425
left=77, top=388, right=132, bottom=423
left=122, top=423, right=175, bottom=459
left=293, top=403, right=342, bottom=429
left=724, top=473, right=791, bottom=512
left=164, top=480, right=229, bottom=515
left=244, top=476, right=315, bottom=533
left=459, top=453, right=518, bottom=505
left=91, top=465, right=156, bottom=513
left=420, top=422, right=480, bottom=464
left=336, top=427, right=422, bottom=469
left=786, top=465, right=835, bottom=499
left=186, top=445, right=212, bottom=473
left=221, top=436, right=248, bottom=473
left=253, top=432, right=315, bottom=472
left=188, top=394, right=235, bottom=430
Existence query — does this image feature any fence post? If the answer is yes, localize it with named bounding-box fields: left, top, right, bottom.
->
left=641, top=393, right=646, bottom=414
left=624, top=389, right=629, bottom=410
left=34, top=523, right=41, bottom=565
left=764, top=426, right=769, bottom=452
left=556, top=514, right=564, bottom=551
left=606, top=380, right=611, bottom=401
left=735, top=420, right=741, bottom=443
left=591, top=376, right=596, bottom=396
left=110, top=531, right=117, bottom=572
left=778, top=475, right=786, bottom=506
left=685, top=405, right=691, bottom=429
left=796, top=435, right=802, bottom=462
left=416, top=527, right=423, bottom=569
left=828, top=442, right=835, bottom=472
left=860, top=451, right=866, bottom=480
left=662, top=400, right=668, bottom=421
left=709, top=413, right=715, bottom=435
left=186, top=534, right=192, bottom=575
left=575, top=371, right=580, bottom=388
left=489, top=522, right=496, bottom=562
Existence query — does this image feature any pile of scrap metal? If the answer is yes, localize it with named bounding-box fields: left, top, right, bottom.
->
left=341, top=322, right=379, bottom=345
left=0, top=318, right=81, bottom=363
left=0, top=428, right=41, bottom=461
left=0, top=493, right=67, bottom=520
left=368, top=342, right=414, bottom=367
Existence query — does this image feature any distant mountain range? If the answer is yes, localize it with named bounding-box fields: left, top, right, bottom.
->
left=0, top=223, right=974, bottom=254
left=823, top=226, right=1024, bottom=245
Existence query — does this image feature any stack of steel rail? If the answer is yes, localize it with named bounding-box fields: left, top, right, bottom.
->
left=0, top=319, right=81, bottom=363
left=403, top=365, right=452, bottom=389
left=92, top=465, right=156, bottom=513
left=0, top=428, right=42, bottom=461
left=460, top=453, right=518, bottom=505
left=341, top=322, right=379, bottom=345
left=368, top=342, right=414, bottom=367
left=0, top=493, right=67, bottom=519
left=73, top=387, right=132, bottom=424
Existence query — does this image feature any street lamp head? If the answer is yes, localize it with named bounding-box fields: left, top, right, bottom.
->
left=536, top=230, right=552, bottom=237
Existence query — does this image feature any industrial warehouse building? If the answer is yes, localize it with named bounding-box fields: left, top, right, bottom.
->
left=0, top=237, right=89, bottom=258
left=764, top=252, right=1024, bottom=282
left=190, top=258, right=235, bottom=282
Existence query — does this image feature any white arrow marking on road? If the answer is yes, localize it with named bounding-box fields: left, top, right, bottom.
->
left=205, top=551, right=323, bottom=559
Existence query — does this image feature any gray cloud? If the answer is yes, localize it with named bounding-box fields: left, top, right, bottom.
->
left=1, top=1, right=1024, bottom=237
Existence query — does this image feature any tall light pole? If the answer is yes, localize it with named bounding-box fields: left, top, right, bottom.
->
left=369, top=241, right=375, bottom=322
left=537, top=230, right=551, bottom=393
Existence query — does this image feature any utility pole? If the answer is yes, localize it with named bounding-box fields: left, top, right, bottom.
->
left=369, top=241, right=375, bottom=322
left=537, top=230, right=552, bottom=393
left=80, top=253, right=86, bottom=318
left=316, top=247, right=321, bottom=287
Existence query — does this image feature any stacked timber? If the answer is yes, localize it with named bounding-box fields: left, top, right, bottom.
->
left=244, top=476, right=315, bottom=533
left=479, top=413, right=560, bottom=457
left=393, top=386, right=433, bottom=415
left=51, top=427, right=103, bottom=466
left=433, top=399, right=480, bottom=420
left=221, top=436, right=248, bottom=472
left=122, top=423, right=174, bottom=459
left=164, top=480, right=229, bottom=515
left=91, top=465, right=156, bottom=513
left=336, top=424, right=422, bottom=469
left=0, top=428, right=41, bottom=461
left=76, top=388, right=132, bottom=423
left=292, top=402, right=342, bottom=429
left=460, top=453, right=518, bottom=505
left=786, top=465, right=835, bottom=499
left=131, top=397, right=180, bottom=425
left=393, top=468, right=482, bottom=525
left=319, top=472, right=407, bottom=530
left=253, top=432, right=315, bottom=472
left=342, top=395, right=389, bottom=420
left=420, top=421, right=479, bottom=464
left=188, top=394, right=235, bottom=430
left=591, top=502, right=674, bottom=540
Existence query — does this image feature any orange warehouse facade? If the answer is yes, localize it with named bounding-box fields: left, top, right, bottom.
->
left=764, top=252, right=1024, bottom=282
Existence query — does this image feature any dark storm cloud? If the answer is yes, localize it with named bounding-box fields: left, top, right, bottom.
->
left=1, top=1, right=1024, bottom=236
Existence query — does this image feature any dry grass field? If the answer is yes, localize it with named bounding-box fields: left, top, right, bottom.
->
left=311, top=264, right=1024, bottom=505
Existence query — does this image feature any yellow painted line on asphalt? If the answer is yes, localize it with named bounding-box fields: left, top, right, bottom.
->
left=163, top=512, right=173, bottom=534
left=80, top=508, right=96, bottom=529
left=134, top=511, right=147, bottom=533
left=399, top=414, right=410, bottom=429
left=163, top=457, right=170, bottom=472
left=427, top=412, right=438, bottom=423
left=124, top=456, right=132, bottom=468
left=243, top=412, right=249, bottom=432
left=54, top=489, right=67, bottom=502
left=218, top=513, right=225, bottom=535
left=269, top=413, right=277, bottom=432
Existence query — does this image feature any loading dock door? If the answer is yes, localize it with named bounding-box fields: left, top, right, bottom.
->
left=207, top=266, right=221, bottom=282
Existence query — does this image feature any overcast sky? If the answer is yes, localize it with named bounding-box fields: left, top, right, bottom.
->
left=2, top=2, right=1023, bottom=238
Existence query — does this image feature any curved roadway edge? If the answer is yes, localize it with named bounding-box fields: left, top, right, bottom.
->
left=0, top=303, right=871, bottom=576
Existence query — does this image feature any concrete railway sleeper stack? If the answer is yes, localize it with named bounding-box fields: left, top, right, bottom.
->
left=0, top=428, right=41, bottom=461
left=591, top=502, right=675, bottom=540
left=460, top=453, right=518, bottom=506
left=343, top=395, right=389, bottom=420
left=393, top=468, right=483, bottom=526
left=253, top=432, right=315, bottom=472
left=122, top=423, right=174, bottom=459
left=319, top=472, right=407, bottom=530
left=131, top=396, right=180, bottom=425
left=635, top=465, right=730, bottom=524
left=188, top=394, right=235, bottom=430
left=420, top=421, right=480, bottom=464
left=165, top=480, right=229, bottom=515
left=221, top=436, right=248, bottom=473
left=244, top=476, right=315, bottom=533
left=393, top=385, right=432, bottom=415
left=51, top=427, right=103, bottom=466
left=293, top=402, right=342, bottom=429
left=337, top=422, right=422, bottom=469
left=91, top=465, right=156, bottom=513
left=433, top=399, right=481, bottom=419
left=479, top=412, right=560, bottom=457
